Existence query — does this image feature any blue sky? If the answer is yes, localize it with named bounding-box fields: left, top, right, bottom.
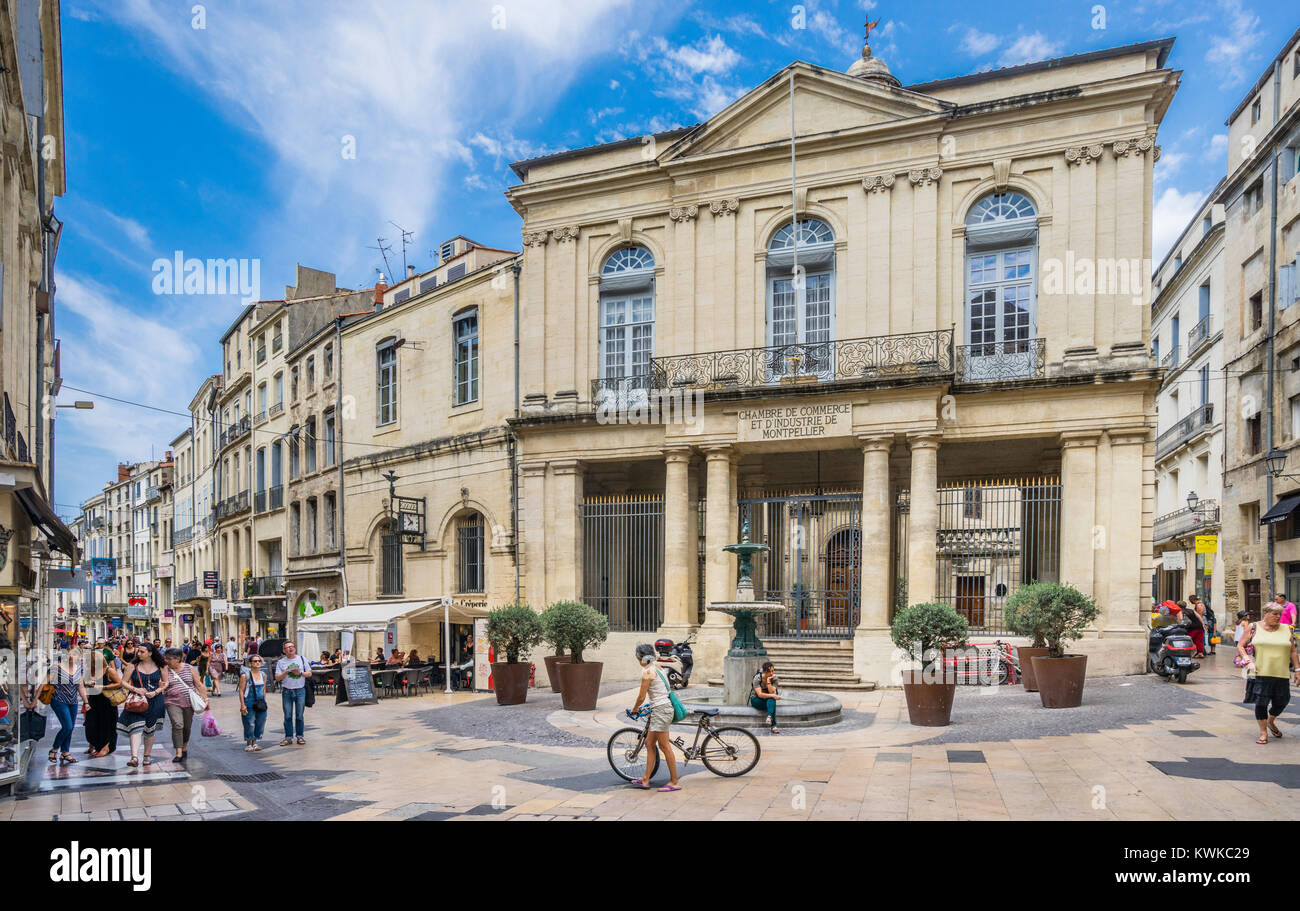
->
left=50, top=0, right=1296, bottom=515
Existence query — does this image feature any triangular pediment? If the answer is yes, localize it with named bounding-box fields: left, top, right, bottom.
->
left=662, top=62, right=950, bottom=161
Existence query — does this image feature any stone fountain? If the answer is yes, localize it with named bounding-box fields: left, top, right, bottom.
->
left=676, top=520, right=843, bottom=728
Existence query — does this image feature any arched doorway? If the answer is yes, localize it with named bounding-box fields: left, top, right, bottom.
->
left=824, top=528, right=861, bottom=629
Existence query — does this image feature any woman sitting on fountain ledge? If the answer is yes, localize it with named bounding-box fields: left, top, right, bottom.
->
left=752, top=662, right=782, bottom=734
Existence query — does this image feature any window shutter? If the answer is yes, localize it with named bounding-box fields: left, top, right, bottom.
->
left=1281, top=263, right=1296, bottom=311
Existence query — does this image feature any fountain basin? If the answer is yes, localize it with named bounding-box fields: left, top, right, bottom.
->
left=678, top=687, right=843, bottom=728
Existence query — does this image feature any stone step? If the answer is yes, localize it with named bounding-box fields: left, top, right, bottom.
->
left=706, top=676, right=876, bottom=692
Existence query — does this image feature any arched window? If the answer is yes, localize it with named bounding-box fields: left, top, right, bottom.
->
left=963, top=192, right=1038, bottom=380
left=766, top=218, right=835, bottom=379
left=598, top=246, right=655, bottom=396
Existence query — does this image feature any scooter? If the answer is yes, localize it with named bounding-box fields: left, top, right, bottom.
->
left=653, top=633, right=696, bottom=689
left=1148, top=621, right=1200, bottom=683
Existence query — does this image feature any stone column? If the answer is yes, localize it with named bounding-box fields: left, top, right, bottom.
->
left=858, top=434, right=894, bottom=631
left=546, top=460, right=585, bottom=603
left=703, top=446, right=735, bottom=621
left=1060, top=431, right=1101, bottom=596
left=1105, top=428, right=1148, bottom=632
left=660, top=447, right=695, bottom=630
left=907, top=433, right=940, bottom=605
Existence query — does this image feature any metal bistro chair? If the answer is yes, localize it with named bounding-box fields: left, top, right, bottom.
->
left=373, top=668, right=398, bottom=699
left=396, top=668, right=418, bottom=697
left=415, top=666, right=433, bottom=695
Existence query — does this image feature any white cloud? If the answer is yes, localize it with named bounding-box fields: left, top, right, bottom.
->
left=997, top=32, right=1063, bottom=68
left=629, top=33, right=747, bottom=120
left=959, top=27, right=1000, bottom=57
left=1153, top=186, right=1209, bottom=263
left=809, top=10, right=858, bottom=58
left=1205, top=0, right=1264, bottom=84
left=1208, top=132, right=1229, bottom=162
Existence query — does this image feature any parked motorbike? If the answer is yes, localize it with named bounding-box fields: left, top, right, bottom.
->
left=1148, top=621, right=1199, bottom=683
left=654, top=633, right=696, bottom=689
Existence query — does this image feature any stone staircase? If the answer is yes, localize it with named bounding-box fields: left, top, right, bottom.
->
left=707, top=639, right=875, bottom=692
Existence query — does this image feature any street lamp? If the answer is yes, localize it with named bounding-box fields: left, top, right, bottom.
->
left=1266, top=447, right=1291, bottom=479
left=55, top=401, right=94, bottom=410
left=1186, top=490, right=1200, bottom=513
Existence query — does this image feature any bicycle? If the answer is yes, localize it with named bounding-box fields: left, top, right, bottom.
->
left=607, top=705, right=761, bottom=781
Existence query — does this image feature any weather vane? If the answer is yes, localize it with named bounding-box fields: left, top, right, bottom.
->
left=863, top=15, right=882, bottom=57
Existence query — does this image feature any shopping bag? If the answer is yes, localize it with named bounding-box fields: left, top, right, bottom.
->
left=20, top=709, right=47, bottom=742
left=200, top=709, right=221, bottom=737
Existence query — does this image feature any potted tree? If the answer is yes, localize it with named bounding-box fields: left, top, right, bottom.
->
left=890, top=602, right=969, bottom=726
left=538, top=604, right=570, bottom=694
left=541, top=601, right=609, bottom=711
left=1011, top=582, right=1100, bottom=708
left=1004, top=582, right=1053, bottom=692
left=485, top=604, right=544, bottom=705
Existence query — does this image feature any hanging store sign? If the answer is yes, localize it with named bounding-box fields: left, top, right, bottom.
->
left=1195, top=535, right=1218, bottom=555
left=90, top=558, right=117, bottom=585
left=738, top=403, right=852, bottom=442
left=203, top=571, right=219, bottom=590
left=1162, top=551, right=1187, bottom=571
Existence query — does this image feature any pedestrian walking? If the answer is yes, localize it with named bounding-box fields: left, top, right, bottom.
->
left=239, top=656, right=269, bottom=751
left=1237, top=603, right=1300, bottom=744
left=117, top=642, right=170, bottom=768
left=1180, top=600, right=1205, bottom=657
left=1200, top=597, right=1218, bottom=655
left=628, top=643, right=681, bottom=792
left=751, top=661, right=782, bottom=734
left=274, top=641, right=311, bottom=746
left=225, top=636, right=238, bottom=664
left=84, top=648, right=123, bottom=757
left=1276, top=593, right=1297, bottom=627
left=32, top=649, right=89, bottom=765
left=162, top=648, right=208, bottom=764
left=207, top=645, right=225, bottom=697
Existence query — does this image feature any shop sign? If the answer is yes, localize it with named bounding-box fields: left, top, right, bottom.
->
left=1163, top=551, right=1186, bottom=571
left=738, top=403, right=852, bottom=442
left=1195, top=535, right=1218, bottom=555
left=163, top=609, right=174, bottom=619
left=203, top=571, right=218, bottom=590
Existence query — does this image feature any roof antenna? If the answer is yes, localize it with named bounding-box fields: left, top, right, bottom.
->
left=389, top=221, right=414, bottom=275
left=369, top=236, right=395, bottom=281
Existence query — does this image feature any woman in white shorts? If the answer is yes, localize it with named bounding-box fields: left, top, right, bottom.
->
left=629, top=643, right=681, bottom=792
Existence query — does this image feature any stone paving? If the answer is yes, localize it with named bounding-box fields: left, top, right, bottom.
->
left=5, top=652, right=1300, bottom=821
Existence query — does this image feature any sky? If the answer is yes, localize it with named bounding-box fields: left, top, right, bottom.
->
left=49, top=0, right=1297, bottom=517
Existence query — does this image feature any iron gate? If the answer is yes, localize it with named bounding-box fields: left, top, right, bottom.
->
left=895, top=477, right=1061, bottom=634
left=739, top=491, right=863, bottom=640
left=580, top=494, right=664, bottom=632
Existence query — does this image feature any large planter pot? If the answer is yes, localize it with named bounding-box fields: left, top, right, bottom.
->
left=542, top=654, right=571, bottom=693
left=492, top=662, right=531, bottom=706
left=900, top=673, right=957, bottom=726
left=1031, top=654, right=1088, bottom=708
left=557, top=660, right=603, bottom=711
left=1017, top=647, right=1051, bottom=691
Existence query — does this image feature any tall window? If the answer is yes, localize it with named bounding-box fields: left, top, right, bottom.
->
left=598, top=246, right=655, bottom=390
left=457, top=512, right=485, bottom=593
left=291, top=366, right=299, bottom=401
left=289, top=428, right=300, bottom=479
left=290, top=502, right=301, bottom=555
left=323, top=410, right=336, bottom=467
left=963, top=192, right=1038, bottom=380
left=274, top=373, right=283, bottom=407
left=454, top=309, right=479, bottom=405
left=305, top=417, right=317, bottom=473
left=306, top=356, right=315, bottom=390
left=324, top=343, right=334, bottom=379
left=305, top=498, right=317, bottom=553
left=377, top=341, right=397, bottom=425
left=382, top=522, right=403, bottom=595
left=766, top=218, right=835, bottom=378
left=323, top=492, right=336, bottom=550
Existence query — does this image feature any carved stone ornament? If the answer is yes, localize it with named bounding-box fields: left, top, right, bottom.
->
left=862, top=173, right=896, bottom=194
left=709, top=198, right=740, bottom=216
left=908, top=167, right=942, bottom=187
left=552, top=225, right=580, bottom=243
left=1111, top=135, right=1156, bottom=158
left=1065, top=144, right=1104, bottom=166
left=669, top=204, right=699, bottom=222
left=522, top=230, right=550, bottom=247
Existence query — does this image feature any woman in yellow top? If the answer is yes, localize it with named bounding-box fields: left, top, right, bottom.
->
left=1237, top=603, right=1300, bottom=744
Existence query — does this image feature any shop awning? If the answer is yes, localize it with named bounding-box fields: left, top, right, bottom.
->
left=1261, top=493, right=1300, bottom=526
left=297, top=598, right=487, bottom=633
left=15, top=486, right=78, bottom=559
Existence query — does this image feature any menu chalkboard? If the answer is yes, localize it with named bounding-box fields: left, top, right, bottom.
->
left=339, top=661, right=378, bottom=706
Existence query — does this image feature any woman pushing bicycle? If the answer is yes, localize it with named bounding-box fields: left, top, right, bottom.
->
left=628, top=643, right=682, bottom=792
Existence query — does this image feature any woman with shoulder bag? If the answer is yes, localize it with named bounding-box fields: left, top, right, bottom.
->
left=116, top=642, right=170, bottom=767
left=84, top=648, right=124, bottom=758
left=35, top=649, right=89, bottom=765
left=627, top=643, right=682, bottom=792
left=162, top=648, right=208, bottom=764
left=239, top=655, right=269, bottom=751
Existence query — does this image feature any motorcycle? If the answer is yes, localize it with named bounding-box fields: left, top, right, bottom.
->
left=1148, top=621, right=1199, bottom=683
left=653, top=633, right=696, bottom=690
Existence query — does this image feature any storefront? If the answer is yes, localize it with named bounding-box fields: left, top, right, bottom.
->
left=0, top=596, right=38, bottom=794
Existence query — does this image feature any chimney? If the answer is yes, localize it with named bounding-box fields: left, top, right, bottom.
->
left=117, top=463, right=130, bottom=482
left=407, top=265, right=415, bottom=278
left=374, top=275, right=388, bottom=312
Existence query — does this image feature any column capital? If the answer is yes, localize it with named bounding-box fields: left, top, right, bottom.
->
left=664, top=446, right=694, bottom=464
left=857, top=433, right=894, bottom=453
left=519, top=461, right=548, bottom=477
left=1059, top=430, right=1103, bottom=449
left=1106, top=427, right=1150, bottom=447
left=702, top=444, right=735, bottom=463
left=906, top=431, right=941, bottom=450
left=549, top=459, right=586, bottom=477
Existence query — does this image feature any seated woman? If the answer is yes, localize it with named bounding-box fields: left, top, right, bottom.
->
left=751, top=661, right=781, bottom=734
left=404, top=649, right=422, bottom=667
left=314, top=652, right=331, bottom=666
left=386, top=649, right=405, bottom=666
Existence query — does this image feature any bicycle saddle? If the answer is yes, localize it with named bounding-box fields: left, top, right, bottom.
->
left=695, top=707, right=719, bottom=716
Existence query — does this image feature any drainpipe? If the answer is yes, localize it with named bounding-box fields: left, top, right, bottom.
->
left=511, top=260, right=522, bottom=603
left=335, top=314, right=350, bottom=609
left=1266, top=56, right=1282, bottom=597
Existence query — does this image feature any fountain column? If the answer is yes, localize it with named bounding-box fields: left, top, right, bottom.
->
left=907, top=433, right=940, bottom=604
left=660, top=447, right=695, bottom=632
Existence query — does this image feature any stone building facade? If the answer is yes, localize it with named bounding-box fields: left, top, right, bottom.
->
left=503, top=38, right=1179, bottom=684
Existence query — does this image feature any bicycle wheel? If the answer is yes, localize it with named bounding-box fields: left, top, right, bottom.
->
left=607, top=727, right=659, bottom=782
left=700, top=726, right=761, bottom=777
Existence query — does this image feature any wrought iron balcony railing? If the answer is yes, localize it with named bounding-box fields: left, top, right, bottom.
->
left=1156, top=403, right=1214, bottom=459
left=176, top=580, right=198, bottom=601
left=1154, top=500, right=1220, bottom=544
left=172, top=526, right=192, bottom=547
left=955, top=338, right=1047, bottom=383
left=618, top=330, right=955, bottom=398
left=246, top=576, right=282, bottom=597
left=215, top=490, right=250, bottom=520
left=269, top=402, right=284, bottom=417
left=269, top=484, right=284, bottom=510
left=1186, top=316, right=1211, bottom=356
left=254, top=490, right=267, bottom=513
left=253, top=410, right=266, bottom=425
left=1161, top=344, right=1180, bottom=370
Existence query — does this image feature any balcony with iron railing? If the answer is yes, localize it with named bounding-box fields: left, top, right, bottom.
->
left=254, top=410, right=267, bottom=425
left=1154, top=500, right=1220, bottom=544
left=955, top=338, right=1047, bottom=383
left=1161, top=344, right=1180, bottom=370
left=144, top=485, right=161, bottom=503
left=176, top=579, right=198, bottom=600
left=257, top=345, right=266, bottom=364
left=1186, top=316, right=1211, bottom=356
left=269, top=402, right=284, bottom=417
left=1156, top=403, right=1215, bottom=459
left=219, top=415, right=251, bottom=449
left=172, top=526, right=192, bottom=547
left=215, top=490, right=250, bottom=520
left=247, top=576, right=283, bottom=597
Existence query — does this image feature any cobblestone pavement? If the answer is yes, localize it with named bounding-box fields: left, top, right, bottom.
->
left=6, top=652, right=1300, bottom=821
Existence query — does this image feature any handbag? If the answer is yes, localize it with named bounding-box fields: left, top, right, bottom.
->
left=246, top=670, right=267, bottom=713
left=123, top=670, right=149, bottom=714
left=106, top=681, right=127, bottom=706
left=304, top=674, right=316, bottom=709
left=174, top=667, right=208, bottom=713
left=656, top=669, right=689, bottom=723
left=37, top=684, right=54, bottom=706
left=20, top=708, right=47, bottom=742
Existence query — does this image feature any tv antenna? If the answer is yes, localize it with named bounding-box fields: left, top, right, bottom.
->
left=390, top=221, right=414, bottom=275
left=369, top=236, right=395, bottom=280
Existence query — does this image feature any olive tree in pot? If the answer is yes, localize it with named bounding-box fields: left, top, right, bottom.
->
left=1010, top=582, right=1100, bottom=708
left=539, top=609, right=570, bottom=694
left=1003, top=582, right=1053, bottom=692
left=485, top=604, right=545, bottom=705
left=541, top=601, right=609, bottom=711
left=890, top=602, right=969, bottom=726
